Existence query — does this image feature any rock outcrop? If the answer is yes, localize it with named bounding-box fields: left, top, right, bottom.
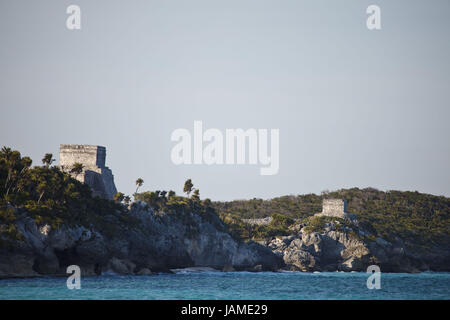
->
left=268, top=229, right=371, bottom=272
left=266, top=219, right=450, bottom=273
left=0, top=203, right=282, bottom=278
left=2, top=203, right=448, bottom=278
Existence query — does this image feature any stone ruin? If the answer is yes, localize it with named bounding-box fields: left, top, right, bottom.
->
left=315, top=199, right=355, bottom=220
left=242, top=199, right=357, bottom=226
left=243, top=216, right=273, bottom=226
left=59, top=144, right=117, bottom=200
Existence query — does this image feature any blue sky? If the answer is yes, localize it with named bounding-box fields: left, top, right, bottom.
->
left=1, top=0, right=449, bottom=200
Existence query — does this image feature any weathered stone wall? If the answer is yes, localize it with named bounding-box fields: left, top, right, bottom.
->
left=59, top=144, right=117, bottom=200
left=315, top=199, right=353, bottom=219
left=243, top=217, right=273, bottom=226
left=322, top=199, right=347, bottom=215
left=60, top=145, right=105, bottom=169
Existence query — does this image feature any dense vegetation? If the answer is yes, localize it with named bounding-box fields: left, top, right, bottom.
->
left=2, top=146, right=449, bottom=249
left=0, top=147, right=224, bottom=244
left=219, top=213, right=294, bottom=240
left=0, top=147, right=130, bottom=243
left=214, top=188, right=450, bottom=246
left=133, top=185, right=225, bottom=233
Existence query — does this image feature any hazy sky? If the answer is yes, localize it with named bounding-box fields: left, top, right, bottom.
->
left=1, top=0, right=449, bottom=200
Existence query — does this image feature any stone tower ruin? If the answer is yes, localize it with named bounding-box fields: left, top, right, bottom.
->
left=315, top=199, right=355, bottom=220
left=59, top=144, right=117, bottom=200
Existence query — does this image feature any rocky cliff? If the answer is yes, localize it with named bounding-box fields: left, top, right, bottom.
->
left=2, top=204, right=449, bottom=278
left=264, top=218, right=450, bottom=273
left=3, top=148, right=448, bottom=277
left=2, top=205, right=448, bottom=277
left=0, top=202, right=282, bottom=278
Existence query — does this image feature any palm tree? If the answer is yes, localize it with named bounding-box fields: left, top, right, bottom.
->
left=42, top=153, right=55, bottom=167
left=113, top=192, right=125, bottom=203
left=1, top=146, right=12, bottom=159
left=135, top=178, right=144, bottom=193
left=1, top=147, right=13, bottom=189
left=13, top=156, right=32, bottom=197
left=37, top=181, right=47, bottom=204
left=183, top=179, right=194, bottom=197
left=70, top=162, right=84, bottom=180
left=1, top=147, right=24, bottom=197
left=191, top=189, right=200, bottom=202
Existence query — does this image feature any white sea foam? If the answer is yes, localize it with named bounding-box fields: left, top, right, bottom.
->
left=170, top=267, right=221, bottom=274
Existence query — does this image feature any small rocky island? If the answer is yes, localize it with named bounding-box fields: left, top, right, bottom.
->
left=0, top=145, right=449, bottom=278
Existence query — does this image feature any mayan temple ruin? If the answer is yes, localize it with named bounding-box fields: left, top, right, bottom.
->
left=59, top=144, right=117, bottom=200
left=315, top=199, right=355, bottom=220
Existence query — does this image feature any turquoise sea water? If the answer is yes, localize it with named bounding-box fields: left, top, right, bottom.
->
left=1, top=271, right=449, bottom=300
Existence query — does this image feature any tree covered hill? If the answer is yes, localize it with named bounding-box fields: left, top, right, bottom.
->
left=0, top=147, right=283, bottom=276
left=213, top=188, right=450, bottom=246
left=0, top=147, right=222, bottom=245
left=2, top=146, right=449, bottom=252
left=0, top=147, right=134, bottom=244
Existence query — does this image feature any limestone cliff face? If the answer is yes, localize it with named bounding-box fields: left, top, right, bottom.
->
left=2, top=205, right=448, bottom=278
left=268, top=229, right=371, bottom=272
left=0, top=203, right=282, bottom=278
left=265, top=220, right=450, bottom=273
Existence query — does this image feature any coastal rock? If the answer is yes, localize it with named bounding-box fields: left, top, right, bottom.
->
left=222, top=264, right=235, bottom=272
left=0, top=205, right=282, bottom=278
left=0, top=253, right=38, bottom=278
left=108, top=257, right=136, bottom=274
left=136, top=268, right=152, bottom=275
left=3, top=203, right=447, bottom=277
left=268, top=224, right=372, bottom=272
left=263, top=216, right=450, bottom=273
left=252, top=264, right=263, bottom=272
left=33, top=247, right=60, bottom=275
left=39, top=224, right=51, bottom=236
left=283, top=248, right=317, bottom=271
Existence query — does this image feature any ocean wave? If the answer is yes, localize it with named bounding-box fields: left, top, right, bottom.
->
left=170, top=267, right=221, bottom=274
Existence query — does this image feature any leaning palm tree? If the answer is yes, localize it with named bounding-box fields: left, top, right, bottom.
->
left=183, top=179, right=194, bottom=197
left=1, top=146, right=12, bottom=159
left=12, top=156, right=32, bottom=197
left=70, top=162, right=84, bottom=180
left=135, top=178, right=144, bottom=193
left=1, top=147, right=13, bottom=189
left=42, top=153, right=55, bottom=167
